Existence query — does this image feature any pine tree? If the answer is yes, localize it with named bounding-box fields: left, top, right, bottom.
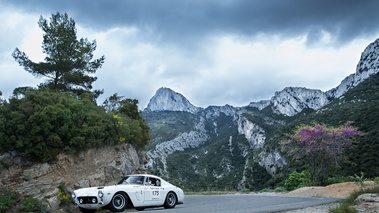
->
left=12, top=12, right=105, bottom=98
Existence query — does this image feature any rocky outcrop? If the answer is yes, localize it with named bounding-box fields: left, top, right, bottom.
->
left=270, top=39, right=379, bottom=117
left=248, top=100, right=271, bottom=110
left=258, top=150, right=287, bottom=176
left=271, top=87, right=329, bottom=116
left=354, top=193, right=379, bottom=213
left=203, top=105, right=239, bottom=119
left=327, top=38, right=379, bottom=99
left=146, top=131, right=209, bottom=173
left=0, top=143, right=146, bottom=211
left=237, top=116, right=266, bottom=148
left=145, top=87, right=201, bottom=113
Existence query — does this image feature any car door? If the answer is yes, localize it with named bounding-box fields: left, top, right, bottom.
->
left=143, top=177, right=164, bottom=205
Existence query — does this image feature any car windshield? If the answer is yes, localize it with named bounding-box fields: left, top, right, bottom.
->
left=118, top=176, right=145, bottom=185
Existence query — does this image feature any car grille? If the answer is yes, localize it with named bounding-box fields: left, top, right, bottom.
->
left=77, top=196, right=98, bottom=204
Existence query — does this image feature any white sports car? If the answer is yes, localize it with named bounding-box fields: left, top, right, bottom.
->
left=71, top=174, right=184, bottom=212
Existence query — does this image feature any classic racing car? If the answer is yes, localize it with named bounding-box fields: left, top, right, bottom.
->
left=71, top=174, right=184, bottom=212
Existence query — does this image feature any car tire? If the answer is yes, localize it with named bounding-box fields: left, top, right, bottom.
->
left=79, top=207, right=96, bottom=213
left=163, top=192, right=177, bottom=209
left=107, top=192, right=128, bottom=212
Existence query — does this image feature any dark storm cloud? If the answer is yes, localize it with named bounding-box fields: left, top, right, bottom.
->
left=2, top=0, right=379, bottom=108
left=4, top=0, right=379, bottom=46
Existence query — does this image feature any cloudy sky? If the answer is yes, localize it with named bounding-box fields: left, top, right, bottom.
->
left=1, top=0, right=379, bottom=109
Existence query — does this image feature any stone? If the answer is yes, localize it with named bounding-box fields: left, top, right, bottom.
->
left=354, top=193, right=379, bottom=213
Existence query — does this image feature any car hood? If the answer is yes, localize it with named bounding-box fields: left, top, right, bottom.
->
left=74, top=184, right=138, bottom=196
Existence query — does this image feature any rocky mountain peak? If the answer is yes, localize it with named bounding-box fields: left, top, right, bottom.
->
left=327, top=38, right=379, bottom=98
left=145, top=87, right=201, bottom=113
left=270, top=39, right=379, bottom=116
left=271, top=87, right=329, bottom=116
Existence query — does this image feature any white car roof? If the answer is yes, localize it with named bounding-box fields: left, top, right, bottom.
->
left=127, top=174, right=170, bottom=185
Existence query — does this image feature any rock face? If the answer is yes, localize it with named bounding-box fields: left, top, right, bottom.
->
left=354, top=193, right=379, bottom=213
left=328, top=38, right=379, bottom=99
left=237, top=116, right=265, bottom=148
left=145, top=87, right=201, bottom=113
left=272, top=38, right=379, bottom=116
left=0, top=143, right=146, bottom=211
left=271, top=87, right=329, bottom=116
left=146, top=131, right=209, bottom=173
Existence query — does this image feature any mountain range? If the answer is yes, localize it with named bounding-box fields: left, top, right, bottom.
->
left=141, top=38, right=379, bottom=191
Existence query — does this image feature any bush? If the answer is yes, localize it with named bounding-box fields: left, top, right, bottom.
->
left=18, top=197, right=40, bottom=212
left=0, top=188, right=17, bottom=213
left=58, top=182, right=72, bottom=207
left=0, top=90, right=150, bottom=162
left=241, top=189, right=250, bottom=193
left=274, top=186, right=287, bottom=192
left=285, top=171, right=308, bottom=191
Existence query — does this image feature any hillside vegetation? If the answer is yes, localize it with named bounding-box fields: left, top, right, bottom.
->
left=0, top=90, right=150, bottom=162
left=274, top=71, right=379, bottom=179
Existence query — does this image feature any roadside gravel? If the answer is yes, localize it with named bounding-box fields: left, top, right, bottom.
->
left=284, top=203, right=339, bottom=213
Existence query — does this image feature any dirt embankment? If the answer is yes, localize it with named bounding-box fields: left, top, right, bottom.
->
left=285, top=181, right=376, bottom=199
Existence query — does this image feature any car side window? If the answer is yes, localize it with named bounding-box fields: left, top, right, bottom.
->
left=150, top=178, right=161, bottom=187
left=135, top=176, right=145, bottom=185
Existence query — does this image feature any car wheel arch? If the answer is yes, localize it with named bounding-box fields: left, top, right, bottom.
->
left=106, top=191, right=131, bottom=212
left=163, top=191, right=178, bottom=209
left=116, top=191, right=134, bottom=208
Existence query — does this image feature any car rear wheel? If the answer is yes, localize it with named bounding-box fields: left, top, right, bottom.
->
left=107, top=192, right=128, bottom=212
left=163, top=192, right=177, bottom=209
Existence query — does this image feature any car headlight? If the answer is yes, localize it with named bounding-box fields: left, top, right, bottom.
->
left=98, top=190, right=104, bottom=198
left=92, top=198, right=97, bottom=203
left=71, top=192, right=76, bottom=200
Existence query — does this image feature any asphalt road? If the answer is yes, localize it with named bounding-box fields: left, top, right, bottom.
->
left=125, top=194, right=340, bottom=213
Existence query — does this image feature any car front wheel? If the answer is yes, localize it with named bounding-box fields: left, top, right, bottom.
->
left=107, top=192, right=128, bottom=212
left=163, top=192, right=177, bottom=209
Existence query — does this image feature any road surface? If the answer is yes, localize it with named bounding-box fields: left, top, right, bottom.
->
left=124, top=194, right=339, bottom=213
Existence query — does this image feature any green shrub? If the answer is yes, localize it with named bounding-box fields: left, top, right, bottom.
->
left=241, top=188, right=250, bottom=193
left=285, top=171, right=308, bottom=191
left=18, top=197, right=40, bottom=212
left=0, top=161, right=11, bottom=170
left=0, top=90, right=150, bottom=162
left=351, top=172, right=367, bottom=191
left=58, top=182, right=72, bottom=207
left=329, top=203, right=357, bottom=213
left=0, top=188, right=17, bottom=213
left=374, top=177, right=379, bottom=185
left=274, top=186, right=287, bottom=192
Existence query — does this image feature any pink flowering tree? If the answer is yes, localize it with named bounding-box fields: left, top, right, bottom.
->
left=281, top=122, right=364, bottom=185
